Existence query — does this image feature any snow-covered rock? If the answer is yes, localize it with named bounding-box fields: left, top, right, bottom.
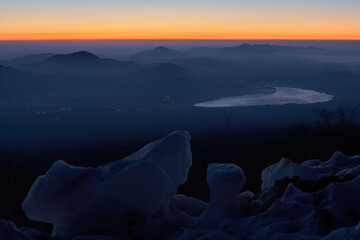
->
left=174, top=151, right=360, bottom=240
left=197, top=163, right=245, bottom=227
left=0, top=220, right=33, bottom=240
left=322, top=222, right=360, bottom=240
left=22, top=131, right=193, bottom=239
left=172, top=195, right=208, bottom=218
left=3, top=131, right=359, bottom=240
left=261, top=151, right=360, bottom=190
left=177, top=176, right=360, bottom=240
left=0, top=219, right=120, bottom=240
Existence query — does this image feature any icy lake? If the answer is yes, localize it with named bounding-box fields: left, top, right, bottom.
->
left=194, top=87, right=333, bottom=108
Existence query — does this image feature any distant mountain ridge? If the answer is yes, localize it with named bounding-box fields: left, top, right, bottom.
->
left=186, top=43, right=324, bottom=57
left=43, top=51, right=100, bottom=64
left=4, top=44, right=327, bottom=76
left=0, top=53, right=54, bottom=67
left=130, top=46, right=188, bottom=63
left=19, top=51, right=140, bottom=75
left=0, top=64, right=37, bottom=81
left=135, top=63, right=186, bottom=79
left=129, top=44, right=325, bottom=63
left=219, top=43, right=324, bottom=55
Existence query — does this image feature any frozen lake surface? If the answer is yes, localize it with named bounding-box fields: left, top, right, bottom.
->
left=194, top=87, right=333, bottom=108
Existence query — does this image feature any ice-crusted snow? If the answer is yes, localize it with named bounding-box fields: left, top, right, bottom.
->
left=2, top=131, right=360, bottom=239
left=175, top=151, right=360, bottom=240
left=261, top=151, right=360, bottom=190
left=0, top=220, right=121, bottom=240
left=198, top=163, right=245, bottom=227
left=322, top=222, right=360, bottom=240
left=22, top=131, right=196, bottom=239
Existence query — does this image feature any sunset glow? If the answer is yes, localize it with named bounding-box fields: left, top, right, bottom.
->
left=1, top=0, right=360, bottom=40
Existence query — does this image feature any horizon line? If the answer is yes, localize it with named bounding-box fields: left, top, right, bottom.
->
left=1, top=38, right=360, bottom=42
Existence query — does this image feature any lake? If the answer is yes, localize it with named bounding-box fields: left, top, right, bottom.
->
left=194, top=87, right=333, bottom=108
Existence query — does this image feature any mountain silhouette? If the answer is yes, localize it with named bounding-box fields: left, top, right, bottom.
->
left=20, top=51, right=140, bottom=75
left=187, top=47, right=218, bottom=56
left=0, top=53, right=55, bottom=67
left=185, top=44, right=324, bottom=59
left=220, top=43, right=323, bottom=55
left=43, top=51, right=100, bottom=64
left=169, top=57, right=224, bottom=69
left=0, top=65, right=42, bottom=96
left=0, top=64, right=30, bottom=78
left=130, top=46, right=188, bottom=63
left=135, top=63, right=186, bottom=79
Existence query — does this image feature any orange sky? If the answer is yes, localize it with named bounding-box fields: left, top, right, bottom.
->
left=1, top=0, right=359, bottom=41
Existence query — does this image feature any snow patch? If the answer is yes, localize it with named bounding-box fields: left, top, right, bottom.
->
left=1, top=132, right=360, bottom=239
left=261, top=151, right=360, bottom=190
left=22, top=131, right=194, bottom=239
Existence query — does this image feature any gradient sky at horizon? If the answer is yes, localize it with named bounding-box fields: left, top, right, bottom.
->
left=1, top=0, right=360, bottom=40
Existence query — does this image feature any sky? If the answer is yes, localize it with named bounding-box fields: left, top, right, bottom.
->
left=1, top=0, right=360, bottom=40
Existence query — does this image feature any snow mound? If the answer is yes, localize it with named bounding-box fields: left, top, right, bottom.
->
left=0, top=220, right=120, bottom=240
left=261, top=151, right=360, bottom=190
left=22, top=131, right=195, bottom=239
left=1, top=132, right=360, bottom=239
left=177, top=152, right=360, bottom=240
left=0, top=220, right=33, bottom=240
left=198, top=163, right=245, bottom=227
left=322, top=222, right=360, bottom=240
